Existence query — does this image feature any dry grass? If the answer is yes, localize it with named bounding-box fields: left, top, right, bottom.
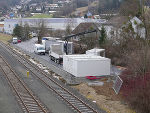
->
left=72, top=81, right=135, bottom=113
left=0, top=33, right=12, bottom=43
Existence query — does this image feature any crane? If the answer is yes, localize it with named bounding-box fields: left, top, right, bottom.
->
left=63, top=29, right=98, bottom=54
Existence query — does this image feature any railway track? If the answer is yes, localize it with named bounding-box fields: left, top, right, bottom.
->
left=0, top=55, right=49, bottom=113
left=0, top=42, right=100, bottom=113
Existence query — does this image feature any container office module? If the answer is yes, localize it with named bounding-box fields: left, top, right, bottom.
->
left=86, top=48, right=105, bottom=57
left=63, top=55, right=111, bottom=77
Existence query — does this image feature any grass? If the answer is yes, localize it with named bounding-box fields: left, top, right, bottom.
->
left=29, top=14, right=53, bottom=18
left=0, top=33, right=12, bottom=43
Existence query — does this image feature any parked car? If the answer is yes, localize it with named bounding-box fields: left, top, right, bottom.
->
left=18, top=40, right=21, bottom=43
left=12, top=37, right=18, bottom=44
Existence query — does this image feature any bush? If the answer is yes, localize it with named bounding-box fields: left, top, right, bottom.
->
left=121, top=71, right=150, bottom=113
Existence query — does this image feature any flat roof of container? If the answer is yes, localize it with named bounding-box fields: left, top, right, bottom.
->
left=74, top=58, right=110, bottom=61
left=64, top=54, right=89, bottom=57
left=64, top=54, right=110, bottom=60
left=64, top=54, right=102, bottom=58
left=86, top=48, right=105, bottom=53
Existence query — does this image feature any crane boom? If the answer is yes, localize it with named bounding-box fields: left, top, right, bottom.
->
left=64, top=29, right=98, bottom=54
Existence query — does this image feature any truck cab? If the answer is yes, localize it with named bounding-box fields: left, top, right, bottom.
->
left=34, top=44, right=45, bottom=55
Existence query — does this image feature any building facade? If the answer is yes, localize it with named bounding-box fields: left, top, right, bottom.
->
left=4, top=18, right=106, bottom=34
left=0, top=22, right=4, bottom=32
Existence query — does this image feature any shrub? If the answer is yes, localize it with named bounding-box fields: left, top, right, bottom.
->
left=121, top=71, right=150, bottom=113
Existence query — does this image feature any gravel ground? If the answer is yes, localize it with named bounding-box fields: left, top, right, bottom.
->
left=73, top=83, right=134, bottom=113
left=0, top=66, right=23, bottom=113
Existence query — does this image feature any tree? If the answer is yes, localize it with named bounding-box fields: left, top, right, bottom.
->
left=120, top=0, right=140, bottom=16
left=65, top=24, right=72, bottom=36
left=99, top=26, right=107, bottom=46
left=84, top=14, right=88, bottom=18
left=13, top=23, right=31, bottom=41
left=13, top=24, right=23, bottom=39
left=26, top=5, right=30, bottom=11
left=37, top=20, right=46, bottom=44
left=22, top=23, right=30, bottom=41
left=98, top=0, right=122, bottom=13
left=42, top=6, right=45, bottom=13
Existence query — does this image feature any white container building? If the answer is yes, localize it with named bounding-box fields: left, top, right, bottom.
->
left=63, top=55, right=111, bottom=77
left=86, top=48, right=105, bottom=57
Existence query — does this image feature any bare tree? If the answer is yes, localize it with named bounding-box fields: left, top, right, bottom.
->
left=120, top=0, right=140, bottom=16
left=23, top=23, right=30, bottom=40
left=37, top=20, right=47, bottom=44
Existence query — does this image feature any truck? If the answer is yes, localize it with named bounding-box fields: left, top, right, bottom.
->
left=49, top=41, right=73, bottom=64
left=49, top=44, right=63, bottom=64
left=42, top=37, right=60, bottom=53
left=34, top=44, right=45, bottom=55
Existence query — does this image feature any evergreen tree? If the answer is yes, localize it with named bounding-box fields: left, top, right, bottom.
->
left=26, top=5, right=30, bottom=11
left=13, top=24, right=23, bottom=39
left=99, top=26, right=107, bottom=46
left=84, top=14, right=88, bottom=18
left=42, top=6, right=45, bottom=13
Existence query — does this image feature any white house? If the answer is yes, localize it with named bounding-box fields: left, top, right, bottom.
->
left=130, top=17, right=145, bottom=38
left=45, top=4, right=59, bottom=10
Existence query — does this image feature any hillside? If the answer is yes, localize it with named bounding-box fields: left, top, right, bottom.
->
left=72, top=1, right=98, bottom=16
left=0, top=0, right=21, bottom=9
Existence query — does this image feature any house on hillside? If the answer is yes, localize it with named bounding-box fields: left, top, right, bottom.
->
left=130, top=17, right=145, bottom=38
left=71, top=21, right=113, bottom=41
left=45, top=4, right=59, bottom=11
left=71, top=22, right=100, bottom=41
left=103, top=16, right=145, bottom=39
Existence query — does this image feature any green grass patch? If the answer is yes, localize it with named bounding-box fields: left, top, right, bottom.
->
left=0, top=33, right=12, bottom=43
left=29, top=14, right=53, bottom=18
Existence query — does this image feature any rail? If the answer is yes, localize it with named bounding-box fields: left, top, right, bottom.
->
left=0, top=42, right=100, bottom=113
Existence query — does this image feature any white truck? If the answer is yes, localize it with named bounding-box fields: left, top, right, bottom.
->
left=34, top=44, right=45, bottom=55
left=42, top=37, right=58, bottom=53
left=49, top=44, right=64, bottom=64
left=49, top=41, right=73, bottom=64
